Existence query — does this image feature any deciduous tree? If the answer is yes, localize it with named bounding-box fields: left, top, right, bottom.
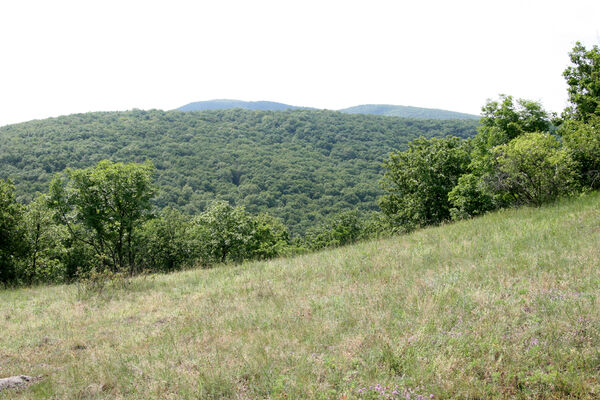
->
left=48, top=160, right=155, bottom=274
left=563, top=42, right=600, bottom=122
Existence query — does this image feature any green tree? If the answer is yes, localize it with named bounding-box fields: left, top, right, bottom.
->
left=0, top=179, right=27, bottom=284
left=191, top=201, right=254, bottom=264
left=379, top=136, right=470, bottom=231
left=303, top=210, right=365, bottom=250
left=448, top=173, right=494, bottom=220
left=563, top=42, right=600, bottom=122
left=245, top=213, right=289, bottom=260
left=20, top=194, right=68, bottom=283
left=450, top=96, right=552, bottom=218
left=139, top=207, right=194, bottom=272
left=560, top=115, right=600, bottom=188
left=490, top=132, right=578, bottom=206
left=48, top=160, right=155, bottom=274
left=470, top=95, right=551, bottom=174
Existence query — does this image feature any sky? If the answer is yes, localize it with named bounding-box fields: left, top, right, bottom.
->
left=0, top=0, right=599, bottom=127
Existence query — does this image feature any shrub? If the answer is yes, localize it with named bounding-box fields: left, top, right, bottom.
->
left=138, top=208, right=194, bottom=272
left=490, top=132, right=578, bottom=206
left=560, top=115, right=600, bottom=188
left=448, top=173, right=495, bottom=220
left=379, top=137, right=470, bottom=231
left=18, top=194, right=69, bottom=283
left=0, top=179, right=27, bottom=284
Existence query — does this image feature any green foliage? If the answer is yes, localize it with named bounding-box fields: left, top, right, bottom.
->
left=448, top=173, right=494, bottom=220
left=303, top=210, right=364, bottom=251
left=139, top=205, right=289, bottom=272
left=479, top=95, right=551, bottom=141
left=191, top=201, right=290, bottom=265
left=0, top=179, right=26, bottom=284
left=0, top=109, right=478, bottom=235
left=191, top=201, right=255, bottom=264
left=379, top=136, right=471, bottom=231
left=245, top=213, right=290, bottom=260
left=470, top=95, right=551, bottom=176
left=48, top=160, right=155, bottom=274
left=563, top=42, right=600, bottom=122
left=489, top=132, right=578, bottom=206
left=2, top=160, right=293, bottom=285
left=19, top=195, right=68, bottom=283
left=560, top=115, right=600, bottom=188
left=138, top=208, right=194, bottom=272
left=449, top=96, right=554, bottom=218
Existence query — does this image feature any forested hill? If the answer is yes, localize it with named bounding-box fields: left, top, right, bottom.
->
left=177, top=100, right=479, bottom=120
left=339, top=104, right=480, bottom=119
left=177, top=99, right=310, bottom=111
left=0, top=109, right=478, bottom=234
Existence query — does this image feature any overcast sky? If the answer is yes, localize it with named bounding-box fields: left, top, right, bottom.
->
left=1, top=0, right=599, bottom=127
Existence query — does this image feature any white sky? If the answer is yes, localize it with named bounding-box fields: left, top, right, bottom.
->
left=1, top=0, right=599, bottom=127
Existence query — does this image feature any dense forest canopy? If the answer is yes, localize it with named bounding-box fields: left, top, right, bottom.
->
left=0, top=109, right=478, bottom=235
left=1, top=41, right=598, bottom=288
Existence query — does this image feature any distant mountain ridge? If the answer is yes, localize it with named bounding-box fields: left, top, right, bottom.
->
left=338, top=104, right=479, bottom=120
left=177, top=99, right=311, bottom=112
left=177, top=99, right=480, bottom=120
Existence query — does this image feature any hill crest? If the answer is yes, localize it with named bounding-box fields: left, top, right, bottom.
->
left=177, top=100, right=479, bottom=120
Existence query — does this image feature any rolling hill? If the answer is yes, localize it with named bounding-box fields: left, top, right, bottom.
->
left=339, top=104, right=480, bottom=119
left=0, top=109, right=478, bottom=235
left=176, top=100, right=479, bottom=120
left=1, top=192, right=598, bottom=399
left=177, top=99, right=309, bottom=112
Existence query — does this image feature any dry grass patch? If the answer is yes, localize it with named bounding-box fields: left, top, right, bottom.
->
left=2, top=193, right=600, bottom=398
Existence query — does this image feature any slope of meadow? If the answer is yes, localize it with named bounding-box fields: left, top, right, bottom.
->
left=1, top=193, right=599, bottom=399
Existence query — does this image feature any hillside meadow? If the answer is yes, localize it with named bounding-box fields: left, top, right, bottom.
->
left=1, top=192, right=599, bottom=399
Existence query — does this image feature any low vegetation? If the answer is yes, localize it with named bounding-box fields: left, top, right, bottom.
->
left=380, top=42, right=600, bottom=233
left=1, top=192, right=599, bottom=399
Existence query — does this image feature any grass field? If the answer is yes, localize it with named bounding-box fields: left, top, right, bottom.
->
left=1, top=193, right=599, bottom=399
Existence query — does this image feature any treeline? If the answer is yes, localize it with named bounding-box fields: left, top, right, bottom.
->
left=1, top=41, right=598, bottom=286
left=0, top=109, right=478, bottom=235
left=380, top=42, right=600, bottom=232
left=0, top=160, right=391, bottom=285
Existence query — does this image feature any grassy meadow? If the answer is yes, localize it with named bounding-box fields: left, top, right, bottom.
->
left=1, top=192, right=599, bottom=399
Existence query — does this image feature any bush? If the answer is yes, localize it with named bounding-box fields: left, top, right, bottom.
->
left=303, top=210, right=363, bottom=250
left=379, top=137, right=470, bottom=231
left=0, top=179, right=27, bottom=284
left=190, top=201, right=289, bottom=265
left=18, top=195, right=69, bottom=283
left=560, top=116, right=600, bottom=188
left=448, top=173, right=495, bottom=220
left=490, top=132, right=578, bottom=206
left=138, top=208, right=194, bottom=272
left=245, top=213, right=289, bottom=260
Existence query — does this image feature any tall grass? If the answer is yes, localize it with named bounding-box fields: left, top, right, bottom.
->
left=1, top=193, right=599, bottom=399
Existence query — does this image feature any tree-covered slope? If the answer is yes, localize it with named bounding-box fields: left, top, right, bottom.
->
left=0, top=109, right=478, bottom=234
left=340, top=104, right=479, bottom=119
